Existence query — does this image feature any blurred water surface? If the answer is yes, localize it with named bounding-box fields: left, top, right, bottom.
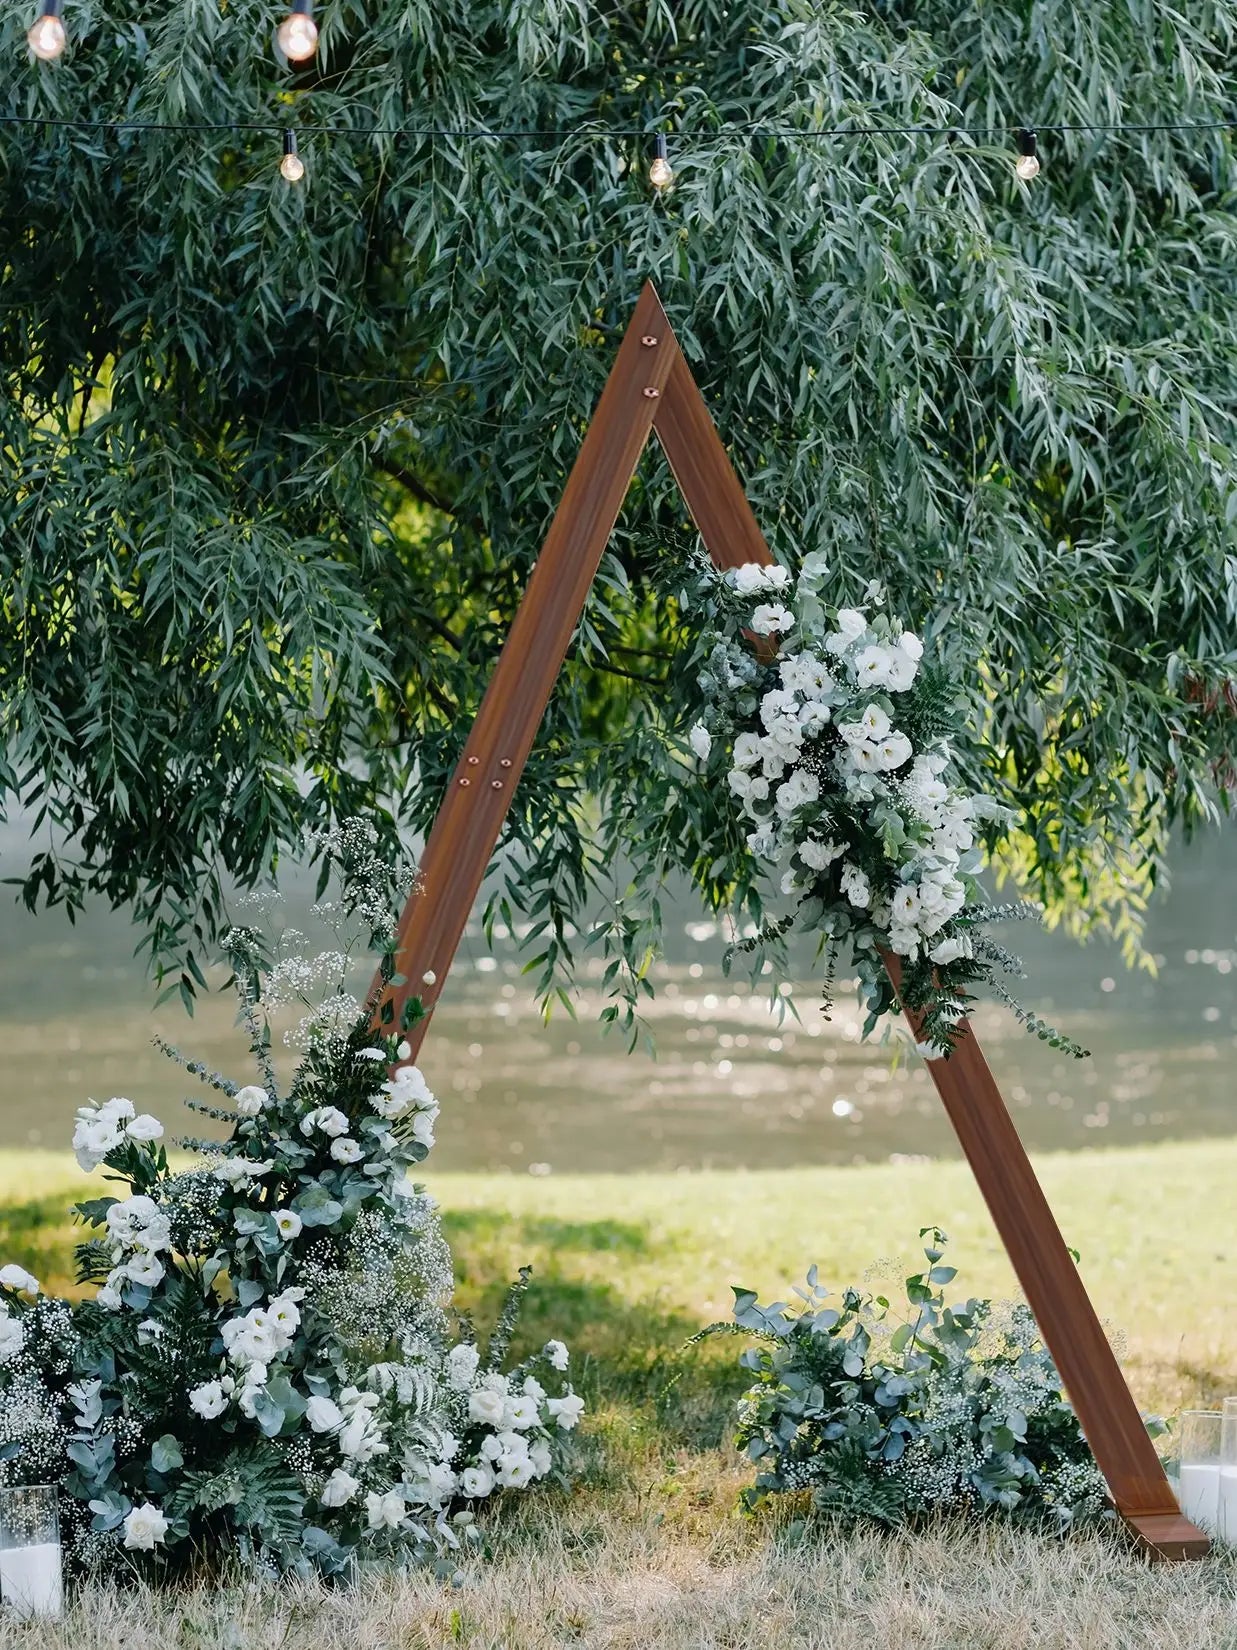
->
left=0, top=821, right=1233, bottom=1171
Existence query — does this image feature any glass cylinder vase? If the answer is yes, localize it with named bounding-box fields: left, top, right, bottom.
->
left=0, top=1486, right=63, bottom=1620
left=1176, top=1409, right=1223, bottom=1533
left=1220, top=1397, right=1237, bottom=1544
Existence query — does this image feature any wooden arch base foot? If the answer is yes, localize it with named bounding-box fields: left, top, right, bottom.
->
left=375, top=280, right=1208, bottom=1560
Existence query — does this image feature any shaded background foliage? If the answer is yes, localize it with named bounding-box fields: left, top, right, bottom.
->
left=1, top=0, right=1235, bottom=1008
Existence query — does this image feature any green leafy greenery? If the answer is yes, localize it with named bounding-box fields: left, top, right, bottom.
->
left=1, top=1, right=1235, bottom=1010
left=697, top=1231, right=1130, bottom=1529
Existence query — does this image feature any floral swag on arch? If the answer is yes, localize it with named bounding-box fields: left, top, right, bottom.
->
left=0, top=833, right=582, bottom=1582
left=689, top=557, right=1087, bottom=1060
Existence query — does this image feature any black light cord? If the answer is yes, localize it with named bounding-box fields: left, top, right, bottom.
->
left=0, top=112, right=1232, bottom=141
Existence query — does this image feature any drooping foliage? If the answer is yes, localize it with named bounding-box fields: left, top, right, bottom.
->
left=1, top=1, right=1235, bottom=1008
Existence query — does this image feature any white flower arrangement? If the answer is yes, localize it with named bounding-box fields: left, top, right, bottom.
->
left=690, top=556, right=1087, bottom=1058
left=0, top=843, right=582, bottom=1583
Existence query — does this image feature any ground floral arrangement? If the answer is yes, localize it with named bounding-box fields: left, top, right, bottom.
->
left=688, top=557, right=1086, bottom=1059
left=0, top=832, right=582, bottom=1583
left=701, top=1231, right=1127, bottom=1529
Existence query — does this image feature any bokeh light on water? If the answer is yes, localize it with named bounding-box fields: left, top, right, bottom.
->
left=0, top=823, right=1233, bottom=1171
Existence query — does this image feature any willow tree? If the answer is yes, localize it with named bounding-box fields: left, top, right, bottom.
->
left=1, top=0, right=1235, bottom=1007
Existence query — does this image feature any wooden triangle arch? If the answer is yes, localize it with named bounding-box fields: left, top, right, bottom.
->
left=376, top=281, right=1206, bottom=1560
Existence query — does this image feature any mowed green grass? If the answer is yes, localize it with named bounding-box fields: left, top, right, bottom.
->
left=4, top=1142, right=1237, bottom=1650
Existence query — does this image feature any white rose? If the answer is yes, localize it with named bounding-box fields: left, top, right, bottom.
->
left=0, top=1265, right=39, bottom=1295
left=731, top=731, right=762, bottom=770
left=320, top=1468, right=361, bottom=1507
left=688, top=722, right=712, bottom=761
left=330, top=1137, right=363, bottom=1165
left=273, top=1209, right=303, bottom=1241
left=460, top=1465, right=494, bottom=1499
left=447, top=1343, right=480, bottom=1391
left=306, top=1396, right=345, bottom=1434
left=125, top=1114, right=164, bottom=1143
left=122, top=1503, right=169, bottom=1550
left=234, top=1085, right=269, bottom=1117
left=189, top=1381, right=229, bottom=1420
left=365, top=1489, right=406, bottom=1530
left=544, top=1341, right=569, bottom=1372
left=468, top=1388, right=508, bottom=1427
left=546, top=1393, right=585, bottom=1431
left=0, top=1317, right=24, bottom=1362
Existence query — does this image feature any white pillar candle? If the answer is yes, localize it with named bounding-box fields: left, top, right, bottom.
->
left=1218, top=1465, right=1237, bottom=1543
left=0, top=1540, right=63, bottom=1619
left=1178, top=1462, right=1221, bottom=1532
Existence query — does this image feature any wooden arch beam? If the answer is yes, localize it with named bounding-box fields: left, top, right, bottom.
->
left=375, top=281, right=1206, bottom=1560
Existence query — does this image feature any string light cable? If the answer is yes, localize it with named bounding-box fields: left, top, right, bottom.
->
left=0, top=109, right=1232, bottom=186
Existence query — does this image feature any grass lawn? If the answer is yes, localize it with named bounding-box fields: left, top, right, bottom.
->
left=2, top=1139, right=1236, bottom=1647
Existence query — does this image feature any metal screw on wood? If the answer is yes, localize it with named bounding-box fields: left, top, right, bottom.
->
left=458, top=777, right=470, bottom=787
left=499, top=758, right=512, bottom=768
left=641, top=335, right=659, bottom=346
left=490, top=780, right=504, bottom=790
left=466, top=756, right=480, bottom=765
left=642, top=387, right=660, bottom=398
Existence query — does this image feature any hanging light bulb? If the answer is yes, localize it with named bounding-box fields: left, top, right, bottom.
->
left=649, top=133, right=673, bottom=190
left=276, top=0, right=318, bottom=62
left=280, top=129, right=305, bottom=183
left=1014, top=128, right=1041, bottom=181
left=27, top=0, right=66, bottom=60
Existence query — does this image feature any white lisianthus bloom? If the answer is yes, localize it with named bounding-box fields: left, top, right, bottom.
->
left=468, top=1387, right=508, bottom=1427
left=746, top=828, right=779, bottom=858
left=0, top=1317, right=24, bottom=1362
left=529, top=1439, right=553, bottom=1477
left=839, top=863, right=871, bottom=910
left=798, top=702, right=831, bottom=737
left=409, top=1460, right=457, bottom=1507
left=410, top=1111, right=438, bottom=1149
left=929, top=935, right=973, bottom=965
left=233, top=1085, right=269, bottom=1117
left=212, top=1158, right=274, bottom=1187
left=851, top=645, right=896, bottom=688
left=72, top=1106, right=127, bottom=1173
left=544, top=1340, right=570, bottom=1372
left=338, top=1414, right=387, bottom=1463
left=447, top=1343, right=480, bottom=1391
left=891, top=886, right=922, bottom=927
left=688, top=722, right=712, bottom=761
left=497, top=1455, right=534, bottom=1488
left=760, top=688, right=797, bottom=728
left=774, top=770, right=820, bottom=817
left=124, top=1253, right=165, bottom=1288
left=189, top=1381, right=228, bottom=1420
left=267, top=1292, right=302, bottom=1337
left=503, top=1394, right=540, bottom=1431
left=0, top=1265, right=40, bottom=1295
left=749, top=603, right=793, bottom=637
left=522, top=1375, right=546, bottom=1402
left=888, top=925, right=920, bottom=959
left=396, top=1039, right=412, bottom=1060
left=320, top=1468, right=361, bottom=1507
left=365, top=1489, right=406, bottom=1530
left=479, top=1434, right=504, bottom=1462
left=731, top=731, right=762, bottom=770
left=96, top=1285, right=123, bottom=1312
left=884, top=649, right=918, bottom=691
left=461, top=1465, right=495, bottom=1498
left=99, top=1097, right=136, bottom=1125
left=312, top=1106, right=350, bottom=1137
left=799, top=838, right=846, bottom=872
left=122, top=1504, right=169, bottom=1550
left=899, top=631, right=924, bottom=661
left=545, top=1393, right=585, bottom=1431
left=305, top=1395, right=345, bottom=1433
left=780, top=869, right=800, bottom=897
left=273, top=1209, right=303, bottom=1241
left=823, top=608, right=868, bottom=654
left=125, top=1114, right=164, bottom=1143
left=329, top=1137, right=364, bottom=1165
left=732, top=561, right=790, bottom=596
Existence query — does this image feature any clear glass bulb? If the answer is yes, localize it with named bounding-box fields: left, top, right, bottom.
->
left=649, top=156, right=674, bottom=190
left=276, top=11, right=318, bottom=60
left=27, top=12, right=66, bottom=59
left=1015, top=152, right=1040, bottom=182
left=280, top=152, right=305, bottom=183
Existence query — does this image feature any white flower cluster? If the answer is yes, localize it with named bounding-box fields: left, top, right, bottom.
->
left=696, top=558, right=1012, bottom=1045
left=71, top=1096, right=164, bottom=1173
left=95, top=1195, right=174, bottom=1307
left=371, top=1044, right=439, bottom=1149
left=450, top=1341, right=584, bottom=1499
